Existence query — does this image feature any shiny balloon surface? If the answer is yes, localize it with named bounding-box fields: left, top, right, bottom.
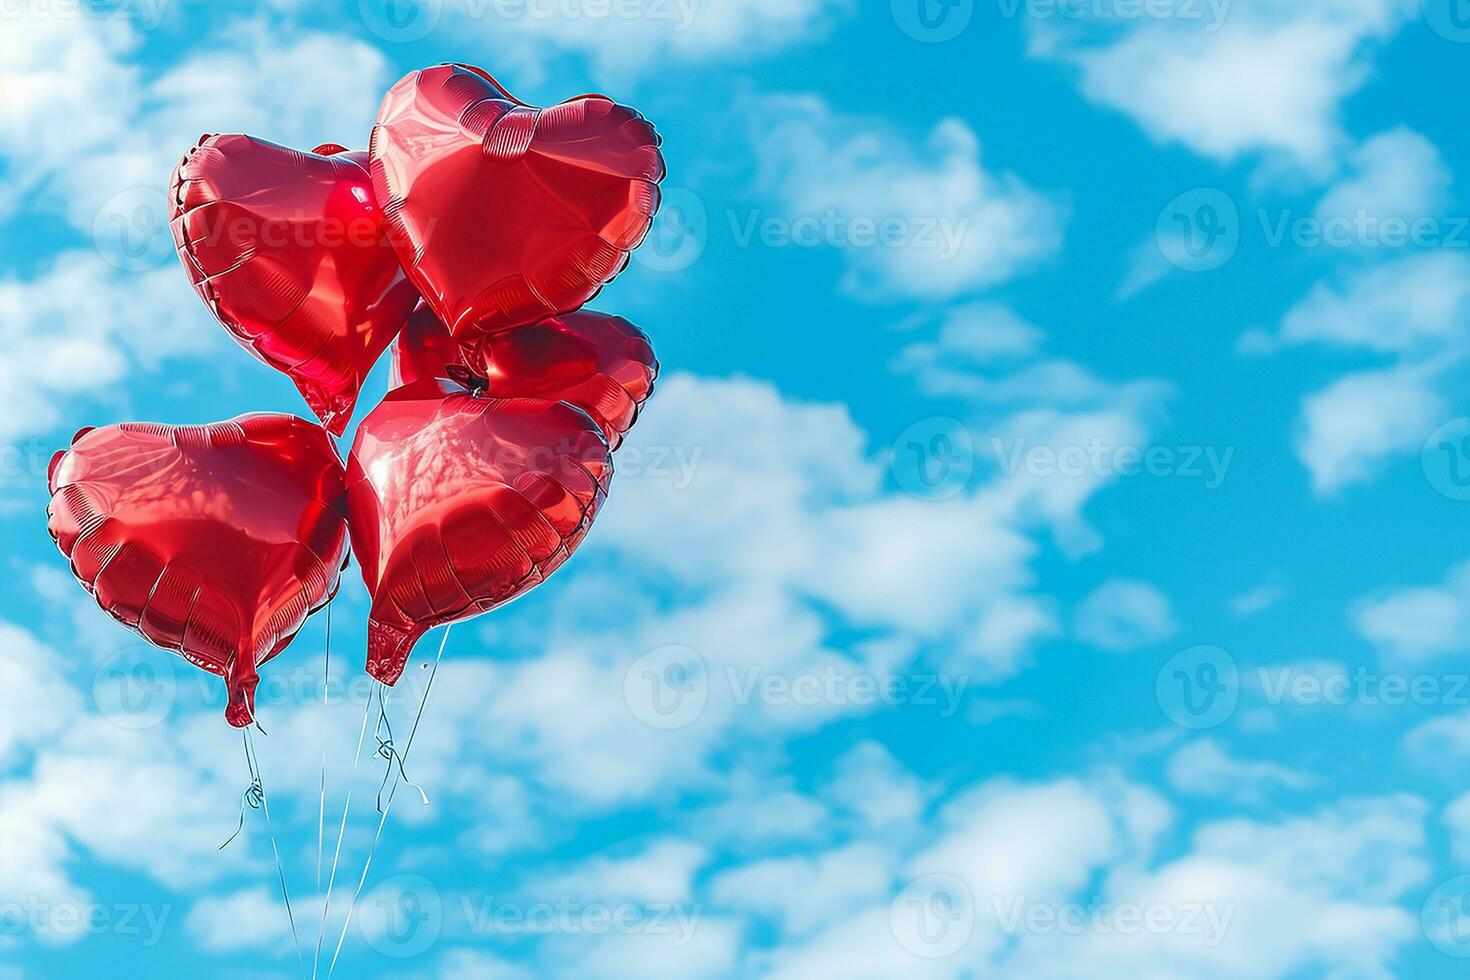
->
left=171, top=136, right=420, bottom=434
left=346, top=383, right=612, bottom=685
left=370, top=63, right=665, bottom=339
left=392, top=306, right=657, bottom=449
left=47, top=415, right=349, bottom=726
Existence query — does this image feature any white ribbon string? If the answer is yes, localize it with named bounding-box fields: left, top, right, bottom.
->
left=244, top=727, right=307, bottom=978
left=326, top=624, right=451, bottom=977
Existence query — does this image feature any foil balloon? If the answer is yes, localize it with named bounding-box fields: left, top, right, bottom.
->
left=389, top=304, right=469, bottom=389
left=346, top=382, right=612, bottom=685
left=170, top=135, right=421, bottom=435
left=369, top=63, right=665, bottom=339
left=391, top=305, right=659, bottom=449
left=46, top=415, right=349, bottom=726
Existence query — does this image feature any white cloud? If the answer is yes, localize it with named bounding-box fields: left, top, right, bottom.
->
left=751, top=95, right=1063, bottom=301
left=1026, top=0, right=1417, bottom=174
left=1009, top=796, right=1427, bottom=979
left=537, top=840, right=708, bottom=906
left=0, top=622, right=81, bottom=769
left=439, top=0, right=851, bottom=87
left=1073, top=579, right=1179, bottom=651
left=893, top=303, right=1152, bottom=408
left=1444, top=793, right=1470, bottom=867
left=375, top=362, right=1163, bottom=813
left=438, top=950, right=536, bottom=980
left=1166, top=739, right=1314, bottom=803
left=0, top=16, right=140, bottom=220
left=685, top=780, right=832, bottom=851
left=1295, top=361, right=1446, bottom=494
left=0, top=19, right=393, bottom=463
left=1188, top=795, right=1428, bottom=903
left=1229, top=584, right=1289, bottom=617
left=0, top=252, right=219, bottom=447
left=893, top=304, right=1045, bottom=388
left=0, top=19, right=388, bottom=230
left=1268, top=252, right=1470, bottom=493
left=1403, top=710, right=1470, bottom=775
left=186, top=888, right=293, bottom=954
left=1313, top=128, right=1454, bottom=235
left=1278, top=252, right=1470, bottom=355
left=759, top=770, right=1428, bottom=980
left=1352, top=558, right=1470, bottom=663
left=541, top=917, right=742, bottom=980
left=822, top=741, right=930, bottom=836
left=710, top=842, right=894, bottom=936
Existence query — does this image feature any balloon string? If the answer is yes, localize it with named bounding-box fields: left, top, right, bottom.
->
left=312, top=693, right=374, bottom=980
left=317, top=601, right=332, bottom=894
left=327, top=624, right=451, bottom=977
left=218, top=771, right=263, bottom=850
left=373, top=682, right=430, bottom=811
left=243, top=728, right=307, bottom=978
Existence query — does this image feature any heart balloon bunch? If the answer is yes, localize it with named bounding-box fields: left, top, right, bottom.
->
left=47, top=63, right=665, bottom=724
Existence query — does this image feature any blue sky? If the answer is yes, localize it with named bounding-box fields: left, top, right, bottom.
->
left=3, top=0, right=1470, bottom=976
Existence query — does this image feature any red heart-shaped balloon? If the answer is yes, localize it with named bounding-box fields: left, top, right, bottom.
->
left=369, top=63, right=665, bottom=339
left=391, top=305, right=658, bottom=449
left=170, top=136, right=422, bottom=435
left=346, top=384, right=612, bottom=685
left=47, top=415, right=349, bottom=726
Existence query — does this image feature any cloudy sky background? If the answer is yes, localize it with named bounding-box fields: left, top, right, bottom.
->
left=3, top=0, right=1470, bottom=976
